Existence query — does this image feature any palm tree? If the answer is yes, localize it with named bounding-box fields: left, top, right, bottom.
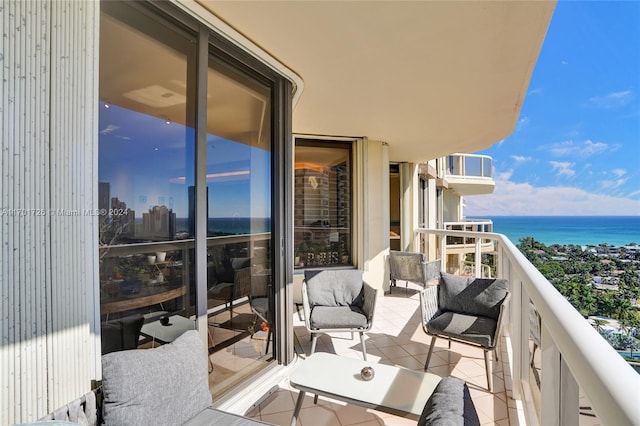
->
left=591, top=317, right=608, bottom=334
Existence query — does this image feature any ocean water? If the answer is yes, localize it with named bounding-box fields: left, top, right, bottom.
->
left=174, top=217, right=271, bottom=235
left=482, top=216, right=640, bottom=247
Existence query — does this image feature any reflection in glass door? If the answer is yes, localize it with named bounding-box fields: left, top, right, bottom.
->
left=98, top=2, right=196, bottom=354
left=98, top=1, right=284, bottom=400
left=204, top=55, right=274, bottom=398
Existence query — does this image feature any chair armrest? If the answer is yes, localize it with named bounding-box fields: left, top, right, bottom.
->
left=419, top=287, right=439, bottom=328
left=302, top=280, right=312, bottom=330
left=493, top=291, right=511, bottom=349
left=362, top=282, right=377, bottom=323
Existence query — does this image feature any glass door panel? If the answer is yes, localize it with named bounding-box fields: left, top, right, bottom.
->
left=204, top=55, right=274, bottom=398
left=98, top=3, right=196, bottom=353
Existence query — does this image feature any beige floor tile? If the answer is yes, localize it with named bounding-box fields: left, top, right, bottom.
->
left=297, top=404, right=340, bottom=426
left=261, top=410, right=298, bottom=425
left=331, top=402, right=380, bottom=425
left=259, top=389, right=296, bottom=416
left=376, top=344, right=411, bottom=360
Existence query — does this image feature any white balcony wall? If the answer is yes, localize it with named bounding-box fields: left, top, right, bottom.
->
left=359, top=140, right=390, bottom=293
left=1, top=1, right=99, bottom=423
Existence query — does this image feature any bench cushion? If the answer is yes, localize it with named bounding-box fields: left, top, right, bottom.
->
left=102, top=330, right=211, bottom=426
left=418, top=376, right=480, bottom=426
left=439, top=273, right=508, bottom=320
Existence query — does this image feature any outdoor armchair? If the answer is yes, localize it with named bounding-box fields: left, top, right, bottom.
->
left=302, top=269, right=377, bottom=360
left=243, top=267, right=273, bottom=355
left=389, top=250, right=441, bottom=293
left=419, top=273, right=510, bottom=391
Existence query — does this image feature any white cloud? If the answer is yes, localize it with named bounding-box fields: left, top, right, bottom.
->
left=511, top=155, right=532, bottom=163
left=516, top=116, right=529, bottom=132
left=600, top=178, right=628, bottom=190
left=612, top=169, right=627, bottom=178
left=588, top=90, right=633, bottom=108
left=527, top=88, right=543, bottom=96
left=464, top=177, right=640, bottom=216
left=542, top=139, right=619, bottom=158
left=100, top=124, right=119, bottom=135
left=496, top=169, right=513, bottom=181
left=549, top=161, right=575, bottom=178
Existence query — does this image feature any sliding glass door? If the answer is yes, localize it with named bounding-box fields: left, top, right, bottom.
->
left=99, top=0, right=290, bottom=398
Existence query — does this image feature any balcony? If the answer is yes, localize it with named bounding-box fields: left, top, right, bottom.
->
left=445, top=154, right=495, bottom=196
left=230, top=228, right=639, bottom=425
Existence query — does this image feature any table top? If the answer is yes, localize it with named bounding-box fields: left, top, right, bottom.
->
left=140, top=314, right=195, bottom=344
left=289, top=353, right=441, bottom=417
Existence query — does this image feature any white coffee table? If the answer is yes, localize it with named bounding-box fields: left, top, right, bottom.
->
left=289, top=352, right=441, bottom=425
left=140, top=314, right=195, bottom=344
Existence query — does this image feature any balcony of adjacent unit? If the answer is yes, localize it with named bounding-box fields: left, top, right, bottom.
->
left=444, top=154, right=495, bottom=196
left=442, top=219, right=495, bottom=276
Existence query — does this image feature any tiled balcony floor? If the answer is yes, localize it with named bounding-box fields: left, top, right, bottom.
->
left=244, top=283, right=517, bottom=426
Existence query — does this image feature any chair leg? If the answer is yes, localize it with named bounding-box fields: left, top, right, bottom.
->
left=265, top=328, right=272, bottom=355
left=448, top=338, right=451, bottom=349
left=310, top=334, right=318, bottom=355
left=425, top=336, right=437, bottom=371
left=484, top=350, right=493, bottom=392
left=359, top=332, right=367, bottom=361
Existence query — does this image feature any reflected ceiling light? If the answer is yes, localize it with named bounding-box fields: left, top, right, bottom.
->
left=103, top=102, right=110, bottom=109
left=123, top=85, right=186, bottom=107
left=295, top=162, right=324, bottom=173
left=165, top=118, right=171, bottom=125
left=206, top=170, right=250, bottom=179
left=154, top=147, right=160, bottom=151
left=168, top=170, right=250, bottom=184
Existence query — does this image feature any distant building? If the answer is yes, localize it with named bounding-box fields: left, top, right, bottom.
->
left=142, top=205, right=176, bottom=239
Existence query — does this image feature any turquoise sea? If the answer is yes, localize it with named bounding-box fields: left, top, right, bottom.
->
left=480, top=216, right=640, bottom=247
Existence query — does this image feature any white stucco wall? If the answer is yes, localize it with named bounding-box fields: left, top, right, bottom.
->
left=1, top=1, right=99, bottom=423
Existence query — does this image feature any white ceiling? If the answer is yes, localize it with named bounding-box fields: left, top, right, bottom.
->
left=198, top=1, right=555, bottom=163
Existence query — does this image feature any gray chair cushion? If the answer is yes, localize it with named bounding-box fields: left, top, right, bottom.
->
left=309, top=306, right=368, bottom=329
left=439, top=273, right=508, bottom=320
left=102, top=330, right=212, bottom=426
left=427, top=311, right=497, bottom=348
left=418, top=377, right=480, bottom=426
left=305, top=270, right=364, bottom=307
left=182, top=407, right=271, bottom=426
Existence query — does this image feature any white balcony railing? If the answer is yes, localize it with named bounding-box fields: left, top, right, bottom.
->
left=415, top=227, right=640, bottom=425
left=445, top=153, right=493, bottom=179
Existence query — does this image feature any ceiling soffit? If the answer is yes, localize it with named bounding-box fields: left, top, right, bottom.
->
left=196, top=1, right=556, bottom=162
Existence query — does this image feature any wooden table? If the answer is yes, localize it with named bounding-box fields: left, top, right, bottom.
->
left=288, top=353, right=441, bottom=425
left=100, top=283, right=187, bottom=315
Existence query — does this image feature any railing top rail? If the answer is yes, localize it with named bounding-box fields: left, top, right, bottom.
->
left=416, top=227, right=640, bottom=425
left=448, top=153, right=493, bottom=160
left=443, top=220, right=493, bottom=226
left=100, top=233, right=271, bottom=257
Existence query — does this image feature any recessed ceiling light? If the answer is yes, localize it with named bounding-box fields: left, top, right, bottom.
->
left=123, top=85, right=186, bottom=108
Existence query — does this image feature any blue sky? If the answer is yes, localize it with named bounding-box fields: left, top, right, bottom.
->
left=465, top=1, right=640, bottom=217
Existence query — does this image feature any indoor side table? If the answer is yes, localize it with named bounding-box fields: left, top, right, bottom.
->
left=140, top=314, right=195, bottom=344
left=288, top=352, right=442, bottom=426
